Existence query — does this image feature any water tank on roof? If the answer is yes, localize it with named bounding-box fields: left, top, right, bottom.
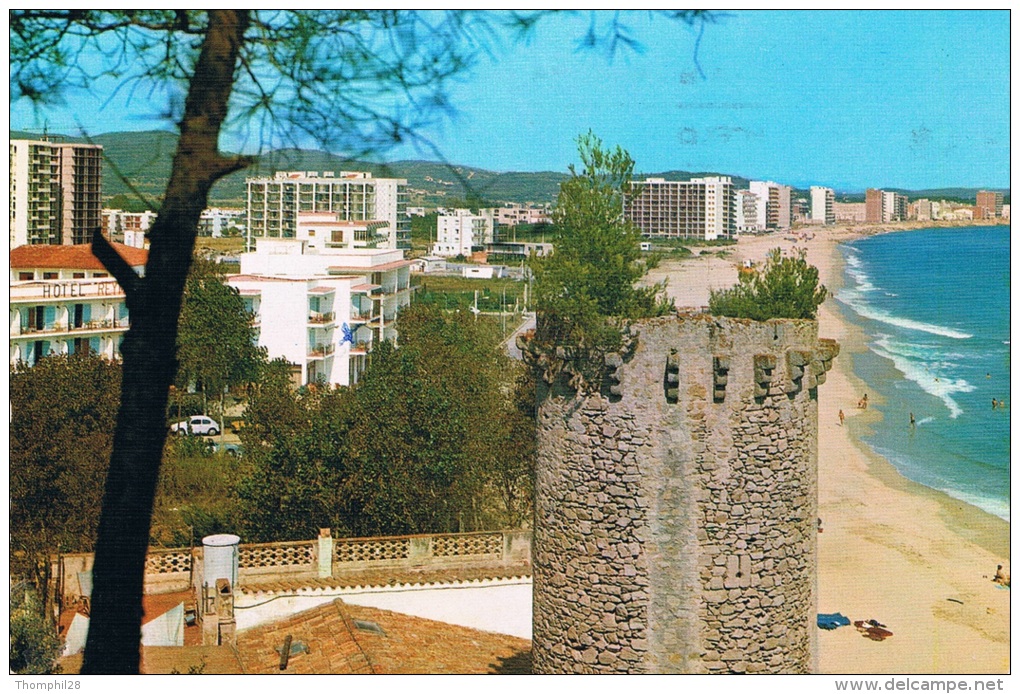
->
left=202, top=534, right=240, bottom=590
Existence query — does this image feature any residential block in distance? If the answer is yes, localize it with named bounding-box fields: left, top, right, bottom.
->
left=10, top=139, right=103, bottom=247
left=809, top=186, right=835, bottom=225
left=625, top=176, right=736, bottom=241
left=246, top=171, right=410, bottom=251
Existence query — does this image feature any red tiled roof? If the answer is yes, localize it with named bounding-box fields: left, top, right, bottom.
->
left=234, top=599, right=531, bottom=674
left=10, top=243, right=148, bottom=270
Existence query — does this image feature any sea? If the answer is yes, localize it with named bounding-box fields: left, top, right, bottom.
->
left=836, top=225, right=1010, bottom=522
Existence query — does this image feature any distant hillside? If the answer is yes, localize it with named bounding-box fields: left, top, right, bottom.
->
left=11, top=130, right=1008, bottom=208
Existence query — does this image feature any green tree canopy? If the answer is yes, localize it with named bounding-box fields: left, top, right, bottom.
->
left=708, top=247, right=827, bottom=321
left=10, top=354, right=121, bottom=567
left=235, top=304, right=534, bottom=540
left=529, top=132, right=672, bottom=386
left=175, top=256, right=264, bottom=406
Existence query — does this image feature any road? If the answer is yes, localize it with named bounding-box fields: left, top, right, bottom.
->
left=504, top=312, right=536, bottom=361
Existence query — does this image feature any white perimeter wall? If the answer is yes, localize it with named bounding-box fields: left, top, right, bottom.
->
left=234, top=578, right=533, bottom=640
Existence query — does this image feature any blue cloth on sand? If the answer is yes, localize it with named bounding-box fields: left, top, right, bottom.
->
left=817, top=613, right=851, bottom=630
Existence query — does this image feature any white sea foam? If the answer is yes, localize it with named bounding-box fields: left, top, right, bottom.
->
left=839, top=249, right=972, bottom=340
left=870, top=336, right=975, bottom=418
left=837, top=295, right=973, bottom=339
left=871, top=445, right=1011, bottom=522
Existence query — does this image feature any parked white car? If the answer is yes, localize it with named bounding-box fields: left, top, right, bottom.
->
left=170, top=415, right=221, bottom=436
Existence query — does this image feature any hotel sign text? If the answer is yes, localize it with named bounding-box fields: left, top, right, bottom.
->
left=41, top=281, right=121, bottom=299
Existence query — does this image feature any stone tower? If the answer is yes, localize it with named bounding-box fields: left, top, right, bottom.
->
left=529, top=314, right=838, bottom=673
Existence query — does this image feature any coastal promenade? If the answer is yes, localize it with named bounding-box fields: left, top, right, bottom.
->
left=643, top=220, right=1010, bottom=674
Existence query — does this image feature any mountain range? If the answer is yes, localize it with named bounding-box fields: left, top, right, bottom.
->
left=11, top=130, right=1008, bottom=209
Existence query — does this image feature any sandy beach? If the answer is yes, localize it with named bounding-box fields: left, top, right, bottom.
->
left=645, top=222, right=1011, bottom=674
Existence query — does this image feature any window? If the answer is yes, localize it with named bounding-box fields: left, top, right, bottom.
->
left=93, top=272, right=108, bottom=278
left=73, top=272, right=85, bottom=279
left=43, top=272, right=58, bottom=280
left=18, top=272, right=33, bottom=281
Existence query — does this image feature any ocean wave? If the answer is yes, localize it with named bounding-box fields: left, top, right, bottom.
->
left=871, top=336, right=975, bottom=418
left=870, top=445, right=1010, bottom=522
left=842, top=253, right=880, bottom=294
left=836, top=295, right=973, bottom=339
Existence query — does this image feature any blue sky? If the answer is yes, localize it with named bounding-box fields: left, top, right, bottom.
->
left=10, top=10, right=1010, bottom=191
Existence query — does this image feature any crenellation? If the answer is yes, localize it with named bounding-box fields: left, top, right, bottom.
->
left=532, top=314, right=838, bottom=674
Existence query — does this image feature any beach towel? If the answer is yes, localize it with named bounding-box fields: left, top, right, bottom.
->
left=817, top=612, right=851, bottom=630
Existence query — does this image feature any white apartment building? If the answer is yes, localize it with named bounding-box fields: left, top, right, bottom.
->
left=294, top=212, right=392, bottom=251
left=10, top=243, right=146, bottom=366
left=199, top=207, right=245, bottom=237
left=882, top=191, right=908, bottom=222
left=227, top=239, right=414, bottom=387
left=735, top=190, right=764, bottom=233
left=749, top=180, right=792, bottom=231
left=102, top=209, right=157, bottom=247
left=432, top=209, right=496, bottom=257
left=809, top=186, right=835, bottom=225
left=496, top=204, right=552, bottom=228
left=625, top=177, right=736, bottom=241
left=246, top=171, right=410, bottom=250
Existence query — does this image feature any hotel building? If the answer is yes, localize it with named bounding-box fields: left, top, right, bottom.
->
left=10, top=243, right=146, bottom=366
left=10, top=139, right=103, bottom=247
left=625, top=176, right=736, bottom=241
left=227, top=234, right=414, bottom=387
left=246, top=171, right=410, bottom=251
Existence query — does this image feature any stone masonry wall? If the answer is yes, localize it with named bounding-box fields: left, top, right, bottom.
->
left=531, top=315, right=837, bottom=673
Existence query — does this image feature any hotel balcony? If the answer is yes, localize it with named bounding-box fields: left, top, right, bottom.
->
left=308, top=343, right=335, bottom=358
left=307, top=311, right=335, bottom=326
left=12, top=318, right=128, bottom=338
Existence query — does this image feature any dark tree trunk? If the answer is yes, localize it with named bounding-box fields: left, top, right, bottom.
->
left=82, top=10, right=252, bottom=674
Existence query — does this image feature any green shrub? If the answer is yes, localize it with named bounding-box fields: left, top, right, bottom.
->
left=709, top=248, right=827, bottom=320
left=10, top=585, right=62, bottom=674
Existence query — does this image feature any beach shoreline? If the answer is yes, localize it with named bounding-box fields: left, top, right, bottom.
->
left=649, top=220, right=1010, bottom=673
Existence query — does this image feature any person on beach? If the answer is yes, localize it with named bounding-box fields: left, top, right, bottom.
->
left=839, top=409, right=845, bottom=426
left=993, top=565, right=1010, bottom=587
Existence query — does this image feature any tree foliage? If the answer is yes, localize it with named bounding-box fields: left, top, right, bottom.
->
left=9, top=585, right=63, bottom=675
left=10, top=354, right=122, bottom=568
left=708, top=247, right=827, bottom=321
left=529, top=132, right=672, bottom=386
left=236, top=304, right=534, bottom=540
left=175, top=256, right=264, bottom=405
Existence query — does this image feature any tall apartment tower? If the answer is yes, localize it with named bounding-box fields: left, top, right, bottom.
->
left=625, top=177, right=736, bottom=241
left=10, top=140, right=103, bottom=248
left=246, top=171, right=410, bottom=251
left=865, top=188, right=884, bottom=223
left=809, top=186, right=835, bottom=225
left=57, top=143, right=103, bottom=244
left=976, top=190, right=1003, bottom=218
left=749, top=181, right=792, bottom=230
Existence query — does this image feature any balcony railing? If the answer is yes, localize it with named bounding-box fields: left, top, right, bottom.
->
left=307, top=311, right=334, bottom=325
left=308, top=343, right=335, bottom=357
left=14, top=318, right=127, bottom=336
